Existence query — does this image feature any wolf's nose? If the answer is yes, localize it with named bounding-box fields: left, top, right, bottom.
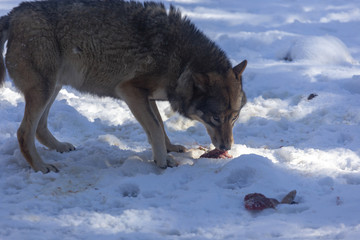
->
left=219, top=144, right=230, bottom=151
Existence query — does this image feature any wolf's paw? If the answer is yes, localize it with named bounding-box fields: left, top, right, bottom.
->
left=167, top=144, right=186, bottom=153
left=55, top=142, right=76, bottom=153
left=154, top=155, right=178, bottom=169
left=166, top=154, right=178, bottom=168
left=33, top=162, right=59, bottom=174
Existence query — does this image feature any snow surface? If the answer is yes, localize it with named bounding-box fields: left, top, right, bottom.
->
left=1, top=0, right=360, bottom=239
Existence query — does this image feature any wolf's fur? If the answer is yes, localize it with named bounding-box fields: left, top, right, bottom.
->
left=0, top=0, right=247, bottom=173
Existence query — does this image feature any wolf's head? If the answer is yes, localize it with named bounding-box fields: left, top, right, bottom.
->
left=174, top=60, right=247, bottom=150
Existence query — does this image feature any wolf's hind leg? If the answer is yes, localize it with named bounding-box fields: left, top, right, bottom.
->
left=149, top=101, right=186, bottom=153
left=36, top=85, right=75, bottom=153
left=17, top=83, right=59, bottom=173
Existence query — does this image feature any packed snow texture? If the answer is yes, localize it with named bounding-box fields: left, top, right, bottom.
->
left=1, top=0, right=360, bottom=239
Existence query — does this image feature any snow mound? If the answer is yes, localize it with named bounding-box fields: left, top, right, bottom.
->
left=282, top=36, right=355, bottom=64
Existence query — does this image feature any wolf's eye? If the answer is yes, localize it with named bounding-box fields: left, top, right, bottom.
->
left=232, top=114, right=239, bottom=123
left=210, top=116, right=221, bottom=125
left=213, top=116, right=220, bottom=121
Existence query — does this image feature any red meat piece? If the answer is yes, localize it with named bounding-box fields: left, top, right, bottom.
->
left=200, top=149, right=233, bottom=159
left=244, top=193, right=279, bottom=210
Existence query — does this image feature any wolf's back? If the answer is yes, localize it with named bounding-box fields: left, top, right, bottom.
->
left=1, top=0, right=230, bottom=87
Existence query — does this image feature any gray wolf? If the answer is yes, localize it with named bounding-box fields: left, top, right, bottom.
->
left=0, top=0, right=247, bottom=173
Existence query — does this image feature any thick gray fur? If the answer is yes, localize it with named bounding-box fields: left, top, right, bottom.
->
left=0, top=0, right=247, bottom=173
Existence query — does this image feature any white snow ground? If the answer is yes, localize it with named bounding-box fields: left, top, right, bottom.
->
left=1, top=0, right=360, bottom=239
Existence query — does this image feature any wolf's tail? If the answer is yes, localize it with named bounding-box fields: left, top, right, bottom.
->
left=0, top=15, right=9, bottom=87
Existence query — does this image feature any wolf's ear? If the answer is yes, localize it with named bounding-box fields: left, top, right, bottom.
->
left=233, top=60, right=247, bottom=78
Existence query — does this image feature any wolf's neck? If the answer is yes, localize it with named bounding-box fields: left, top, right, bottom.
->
left=172, top=23, right=230, bottom=75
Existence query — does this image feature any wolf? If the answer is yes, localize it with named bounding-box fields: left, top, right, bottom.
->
left=0, top=0, right=247, bottom=173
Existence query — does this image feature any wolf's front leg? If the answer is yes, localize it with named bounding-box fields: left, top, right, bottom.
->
left=116, top=84, right=177, bottom=168
left=149, top=101, right=186, bottom=153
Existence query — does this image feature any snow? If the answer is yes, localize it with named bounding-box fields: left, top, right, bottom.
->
left=281, top=35, right=355, bottom=64
left=1, top=0, right=360, bottom=239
